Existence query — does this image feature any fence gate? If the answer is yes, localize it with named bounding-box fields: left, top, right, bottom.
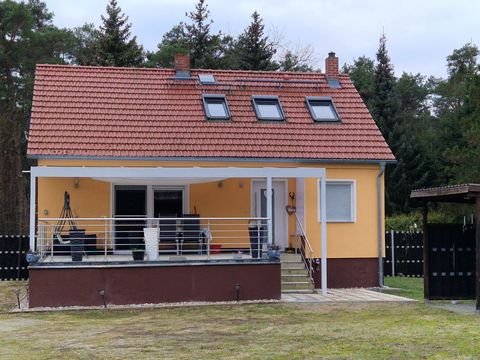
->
left=427, top=224, right=475, bottom=299
left=0, top=235, right=29, bottom=280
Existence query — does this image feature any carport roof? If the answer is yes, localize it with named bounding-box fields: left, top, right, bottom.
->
left=410, top=184, right=480, bottom=203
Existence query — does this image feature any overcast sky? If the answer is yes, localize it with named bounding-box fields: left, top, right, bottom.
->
left=45, top=0, right=479, bottom=78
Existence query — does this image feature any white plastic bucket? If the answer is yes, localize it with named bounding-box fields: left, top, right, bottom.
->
left=143, top=228, right=159, bottom=261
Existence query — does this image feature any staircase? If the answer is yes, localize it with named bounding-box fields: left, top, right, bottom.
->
left=281, top=253, right=315, bottom=293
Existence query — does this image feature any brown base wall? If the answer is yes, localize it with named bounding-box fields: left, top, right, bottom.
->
left=29, top=262, right=281, bottom=308
left=313, top=258, right=379, bottom=288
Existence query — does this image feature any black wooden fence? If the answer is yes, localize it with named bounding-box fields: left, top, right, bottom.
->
left=0, top=235, right=29, bottom=280
left=384, top=231, right=423, bottom=277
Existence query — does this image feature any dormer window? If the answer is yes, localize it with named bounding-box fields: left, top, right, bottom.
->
left=202, top=94, right=230, bottom=120
left=306, top=97, right=340, bottom=122
left=252, top=96, right=285, bottom=121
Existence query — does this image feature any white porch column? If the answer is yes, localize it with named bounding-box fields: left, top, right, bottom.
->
left=266, top=175, right=273, bottom=245
left=29, top=172, right=37, bottom=250
left=320, top=175, right=328, bottom=295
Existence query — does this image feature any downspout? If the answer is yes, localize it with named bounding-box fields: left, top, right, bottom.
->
left=377, top=161, right=386, bottom=287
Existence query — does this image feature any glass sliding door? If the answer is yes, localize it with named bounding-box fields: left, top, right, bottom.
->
left=114, top=185, right=147, bottom=251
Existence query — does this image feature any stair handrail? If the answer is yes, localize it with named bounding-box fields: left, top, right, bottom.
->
left=293, top=213, right=315, bottom=287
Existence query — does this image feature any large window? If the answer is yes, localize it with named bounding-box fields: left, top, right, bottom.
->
left=202, top=94, right=231, bottom=120
left=306, top=96, right=340, bottom=122
left=318, top=180, right=355, bottom=222
left=252, top=96, right=285, bottom=121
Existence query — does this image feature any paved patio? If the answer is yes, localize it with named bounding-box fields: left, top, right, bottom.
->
left=282, top=288, right=415, bottom=303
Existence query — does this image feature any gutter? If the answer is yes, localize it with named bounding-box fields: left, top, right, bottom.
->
left=377, top=161, right=386, bottom=287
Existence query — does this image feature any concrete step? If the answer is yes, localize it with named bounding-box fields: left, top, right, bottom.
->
left=281, top=268, right=307, bottom=275
left=282, top=281, right=313, bottom=292
left=281, top=263, right=305, bottom=270
left=281, top=274, right=311, bottom=282
left=282, top=289, right=316, bottom=294
left=280, top=253, right=302, bottom=262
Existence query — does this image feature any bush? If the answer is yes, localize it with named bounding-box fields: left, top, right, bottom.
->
left=386, top=210, right=458, bottom=231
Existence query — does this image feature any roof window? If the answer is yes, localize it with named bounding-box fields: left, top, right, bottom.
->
left=306, top=97, right=340, bottom=122
left=252, top=96, right=285, bottom=121
left=198, top=74, right=216, bottom=84
left=202, top=94, right=230, bottom=120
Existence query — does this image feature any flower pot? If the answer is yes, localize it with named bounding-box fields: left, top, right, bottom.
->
left=132, top=250, right=145, bottom=261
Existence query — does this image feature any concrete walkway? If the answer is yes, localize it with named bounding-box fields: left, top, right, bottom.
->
left=282, top=288, right=415, bottom=303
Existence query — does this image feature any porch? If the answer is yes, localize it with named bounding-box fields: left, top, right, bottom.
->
left=28, top=166, right=327, bottom=307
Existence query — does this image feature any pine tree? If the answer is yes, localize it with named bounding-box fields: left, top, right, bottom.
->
left=184, top=0, right=217, bottom=68
left=96, top=0, right=143, bottom=67
left=372, top=34, right=397, bottom=139
left=234, top=11, right=278, bottom=71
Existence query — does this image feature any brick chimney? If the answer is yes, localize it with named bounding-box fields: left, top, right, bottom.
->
left=174, top=53, right=191, bottom=78
left=325, top=52, right=339, bottom=79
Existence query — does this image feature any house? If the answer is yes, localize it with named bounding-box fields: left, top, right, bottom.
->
left=26, top=53, right=395, bottom=308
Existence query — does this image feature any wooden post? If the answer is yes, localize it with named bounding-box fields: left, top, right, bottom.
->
left=422, top=202, right=429, bottom=303
left=476, top=197, right=480, bottom=312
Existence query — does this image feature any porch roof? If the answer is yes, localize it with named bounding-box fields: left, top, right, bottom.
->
left=30, top=166, right=325, bottom=179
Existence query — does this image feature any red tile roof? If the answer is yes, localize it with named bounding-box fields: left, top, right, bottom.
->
left=27, top=65, right=394, bottom=161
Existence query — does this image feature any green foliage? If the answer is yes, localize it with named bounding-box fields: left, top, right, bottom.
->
left=233, top=11, right=278, bottom=71
left=95, top=0, right=144, bottom=67
left=278, top=50, right=314, bottom=72
left=0, top=0, right=74, bottom=232
left=342, top=56, right=375, bottom=108
left=372, top=34, right=398, bottom=138
left=386, top=209, right=461, bottom=231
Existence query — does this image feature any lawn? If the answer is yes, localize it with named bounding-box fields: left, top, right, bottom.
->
left=383, top=276, right=424, bottom=301
left=1, top=279, right=479, bottom=359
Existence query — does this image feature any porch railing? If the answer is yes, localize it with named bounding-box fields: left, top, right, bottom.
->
left=35, top=217, right=269, bottom=263
left=294, top=213, right=315, bottom=287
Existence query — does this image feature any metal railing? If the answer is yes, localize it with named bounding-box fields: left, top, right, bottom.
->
left=35, top=217, right=269, bottom=263
left=294, top=213, right=315, bottom=287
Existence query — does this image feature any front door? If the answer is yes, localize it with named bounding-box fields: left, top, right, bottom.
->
left=252, top=180, right=288, bottom=249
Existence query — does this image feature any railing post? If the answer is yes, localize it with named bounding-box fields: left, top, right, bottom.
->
left=104, top=217, right=108, bottom=261
left=207, top=219, right=211, bottom=257
left=257, top=223, right=261, bottom=258
left=50, top=224, right=54, bottom=261
left=391, top=230, right=395, bottom=277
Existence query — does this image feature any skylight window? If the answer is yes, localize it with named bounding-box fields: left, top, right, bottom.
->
left=306, top=97, right=340, bottom=122
left=252, top=96, right=285, bottom=121
left=202, top=94, right=230, bottom=120
left=198, top=74, right=216, bottom=84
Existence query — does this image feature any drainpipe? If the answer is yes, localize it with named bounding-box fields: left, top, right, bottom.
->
left=377, top=162, right=386, bottom=287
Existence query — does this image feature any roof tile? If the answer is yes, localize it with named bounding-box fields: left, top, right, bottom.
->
left=27, top=65, right=394, bottom=161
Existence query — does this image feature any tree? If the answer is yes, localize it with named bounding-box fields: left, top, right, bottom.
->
left=234, top=11, right=278, bottom=71
left=278, top=47, right=314, bottom=72
left=372, top=34, right=398, bottom=139
left=95, top=0, right=143, bottom=67
left=70, top=23, right=101, bottom=65
left=184, top=0, right=220, bottom=68
left=146, top=24, right=188, bottom=68
left=0, top=0, right=74, bottom=233
left=434, top=43, right=480, bottom=183
left=343, top=56, right=375, bottom=109
left=148, top=0, right=235, bottom=69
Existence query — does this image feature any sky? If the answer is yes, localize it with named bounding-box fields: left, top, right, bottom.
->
left=45, top=0, right=479, bottom=78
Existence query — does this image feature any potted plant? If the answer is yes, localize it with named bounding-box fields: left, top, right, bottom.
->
left=132, top=247, right=145, bottom=261
left=267, top=244, right=281, bottom=261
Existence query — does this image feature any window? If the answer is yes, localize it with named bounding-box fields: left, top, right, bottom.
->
left=252, top=96, right=285, bottom=121
left=202, top=94, right=230, bottom=120
left=318, top=180, right=355, bottom=222
left=306, top=97, right=340, bottom=122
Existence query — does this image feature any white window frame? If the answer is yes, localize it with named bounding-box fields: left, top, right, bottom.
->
left=318, top=179, right=356, bottom=223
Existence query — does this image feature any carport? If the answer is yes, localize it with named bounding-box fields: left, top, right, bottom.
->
left=410, top=184, right=480, bottom=311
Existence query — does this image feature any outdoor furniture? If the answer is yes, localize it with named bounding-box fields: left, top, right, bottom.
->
left=182, top=214, right=202, bottom=254
left=158, top=215, right=178, bottom=254
left=249, top=223, right=265, bottom=259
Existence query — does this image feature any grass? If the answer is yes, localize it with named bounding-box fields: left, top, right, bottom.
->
left=1, top=279, right=479, bottom=359
left=383, top=276, right=424, bottom=301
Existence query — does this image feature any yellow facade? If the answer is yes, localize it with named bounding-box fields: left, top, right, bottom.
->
left=37, top=159, right=384, bottom=258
